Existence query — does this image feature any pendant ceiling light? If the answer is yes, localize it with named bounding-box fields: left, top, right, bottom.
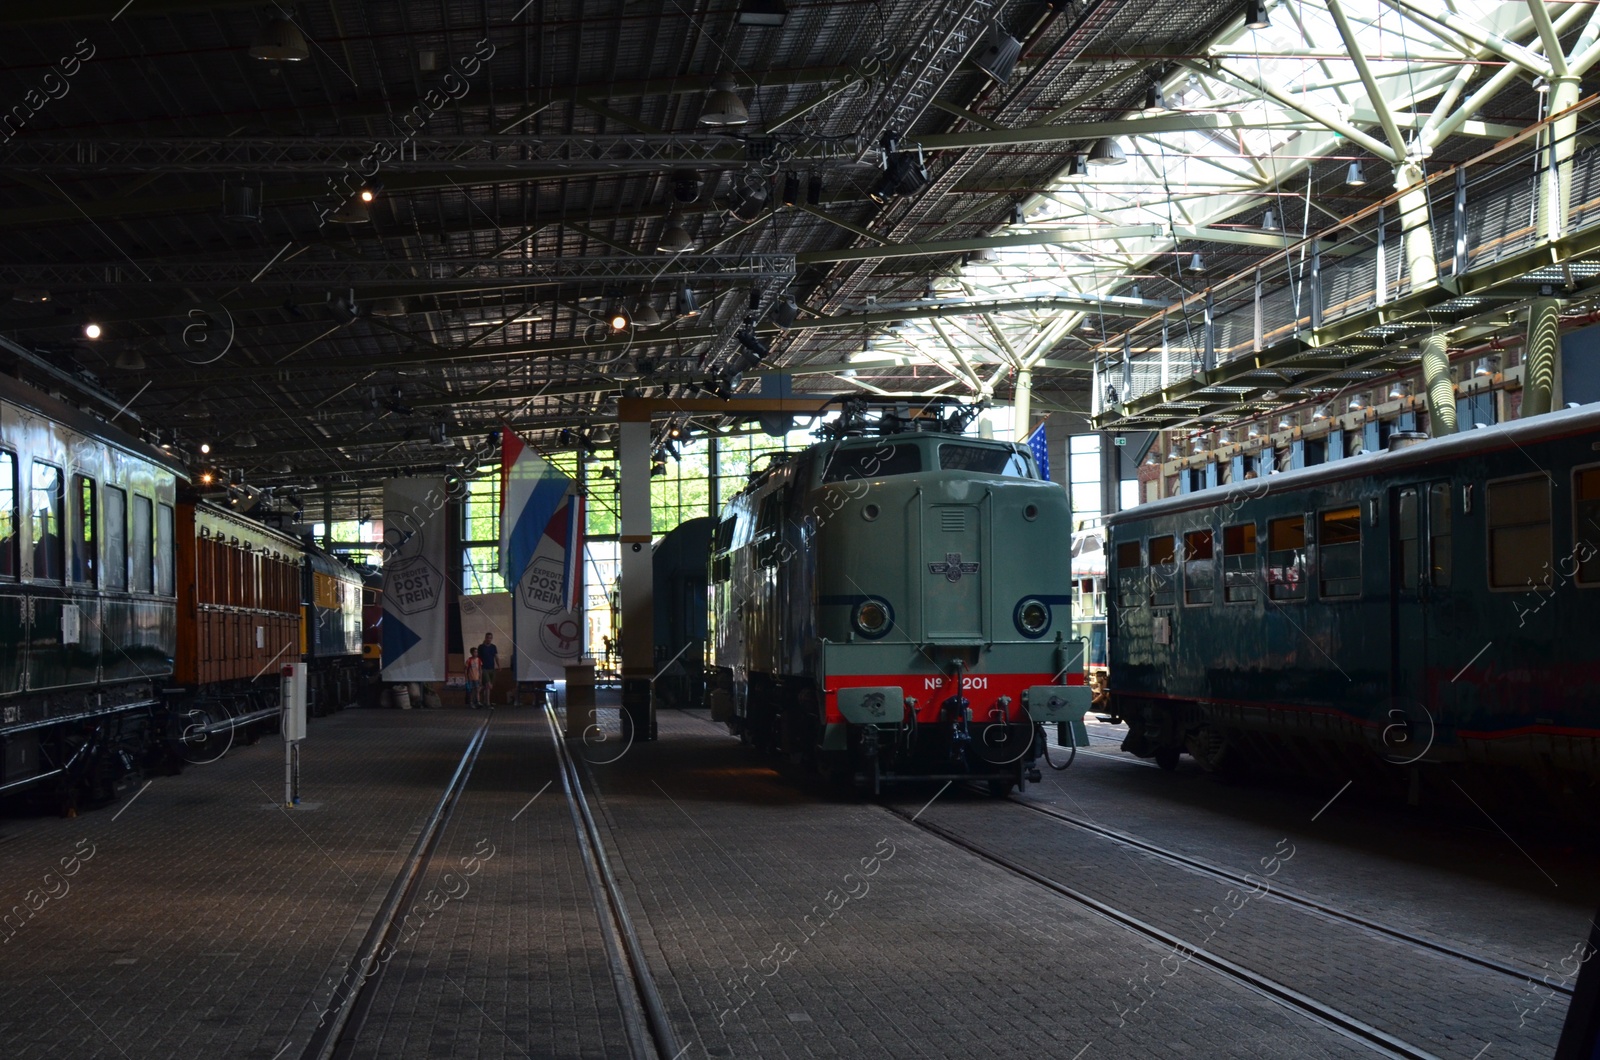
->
left=1244, top=0, right=1270, bottom=30
left=1346, top=161, right=1366, bottom=186
left=632, top=302, right=662, bottom=328
left=699, top=78, right=749, bottom=126
left=1086, top=137, right=1127, bottom=166
left=656, top=209, right=694, bottom=253
left=249, top=18, right=310, bottom=61
left=1262, top=209, right=1280, bottom=232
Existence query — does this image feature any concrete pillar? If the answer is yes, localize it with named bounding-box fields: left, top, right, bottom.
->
left=1013, top=367, right=1032, bottom=440
left=1420, top=334, right=1457, bottom=437
left=1524, top=297, right=1562, bottom=417
left=1397, top=158, right=1457, bottom=438
left=321, top=485, right=333, bottom=550
left=617, top=417, right=656, bottom=741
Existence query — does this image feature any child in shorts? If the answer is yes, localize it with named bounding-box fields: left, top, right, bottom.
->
left=464, top=647, right=483, bottom=709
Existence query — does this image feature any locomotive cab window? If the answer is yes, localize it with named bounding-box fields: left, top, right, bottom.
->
left=1114, top=540, right=1143, bottom=609
left=1222, top=523, right=1257, bottom=603
left=1183, top=529, right=1215, bottom=606
left=0, top=451, right=15, bottom=580
left=754, top=491, right=783, bottom=566
left=103, top=485, right=127, bottom=590
left=821, top=443, right=921, bottom=483
left=1148, top=535, right=1176, bottom=607
left=1487, top=475, right=1551, bottom=589
left=1318, top=507, right=1362, bottom=598
left=938, top=443, right=1032, bottom=478
left=1577, top=467, right=1600, bottom=586
left=1267, top=515, right=1306, bottom=601
left=71, top=473, right=95, bottom=585
left=30, top=461, right=64, bottom=582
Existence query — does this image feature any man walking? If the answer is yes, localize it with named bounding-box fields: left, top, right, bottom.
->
left=477, top=632, right=498, bottom=707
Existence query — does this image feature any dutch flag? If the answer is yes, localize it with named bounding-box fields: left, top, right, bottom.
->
left=500, top=425, right=583, bottom=609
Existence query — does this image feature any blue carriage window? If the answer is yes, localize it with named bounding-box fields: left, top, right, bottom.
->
left=1267, top=515, right=1305, bottom=601
left=103, top=485, right=127, bottom=591
left=1397, top=489, right=1420, bottom=591
left=1222, top=523, right=1257, bottom=603
left=938, top=443, right=1031, bottom=478
left=1183, top=529, right=1214, bottom=605
left=71, top=473, right=96, bottom=585
left=821, top=442, right=921, bottom=483
left=1576, top=468, right=1600, bottom=586
left=1487, top=476, right=1550, bottom=589
left=1148, top=535, right=1176, bottom=607
left=1114, top=539, right=1143, bottom=609
left=132, top=495, right=154, bottom=593
left=0, top=451, right=15, bottom=579
left=30, top=461, right=64, bottom=582
left=1429, top=484, right=1452, bottom=589
left=1318, top=506, right=1361, bottom=598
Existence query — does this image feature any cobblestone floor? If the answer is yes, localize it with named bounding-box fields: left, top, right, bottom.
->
left=4, top=702, right=1590, bottom=1060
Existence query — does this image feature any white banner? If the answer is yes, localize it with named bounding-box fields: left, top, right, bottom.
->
left=381, top=478, right=450, bottom=682
left=512, top=495, right=586, bottom=681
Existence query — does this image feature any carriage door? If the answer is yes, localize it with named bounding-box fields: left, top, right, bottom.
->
left=1390, top=484, right=1451, bottom=721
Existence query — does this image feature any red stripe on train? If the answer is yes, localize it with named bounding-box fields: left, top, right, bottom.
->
left=824, top=671, right=1084, bottom=725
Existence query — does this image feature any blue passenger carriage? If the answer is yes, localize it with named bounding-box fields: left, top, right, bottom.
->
left=1106, top=405, right=1600, bottom=801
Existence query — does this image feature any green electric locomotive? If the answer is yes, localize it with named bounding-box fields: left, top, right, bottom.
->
left=707, top=404, right=1089, bottom=794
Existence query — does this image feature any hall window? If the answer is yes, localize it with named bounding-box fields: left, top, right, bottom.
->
left=1487, top=475, right=1550, bottom=589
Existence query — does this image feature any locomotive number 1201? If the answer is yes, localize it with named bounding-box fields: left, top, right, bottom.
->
left=924, top=676, right=988, bottom=690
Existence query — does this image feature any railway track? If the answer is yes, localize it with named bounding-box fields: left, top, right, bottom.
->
left=883, top=800, right=1444, bottom=1060
left=301, top=717, right=491, bottom=1060
left=542, top=701, right=682, bottom=1060
left=301, top=712, right=680, bottom=1060
left=1008, top=795, right=1570, bottom=995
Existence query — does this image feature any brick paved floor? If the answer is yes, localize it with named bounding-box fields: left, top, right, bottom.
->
left=0, top=707, right=601, bottom=1060
left=585, top=710, right=1372, bottom=1060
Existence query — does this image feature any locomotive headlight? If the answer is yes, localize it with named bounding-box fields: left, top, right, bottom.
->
left=1014, top=597, right=1051, bottom=638
left=853, top=599, right=891, bottom=638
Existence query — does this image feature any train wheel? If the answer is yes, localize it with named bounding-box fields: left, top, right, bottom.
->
left=1155, top=747, right=1181, bottom=771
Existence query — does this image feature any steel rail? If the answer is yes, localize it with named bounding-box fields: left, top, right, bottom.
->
left=541, top=702, right=681, bottom=1060
left=300, top=716, right=490, bottom=1060
left=885, top=804, right=1442, bottom=1060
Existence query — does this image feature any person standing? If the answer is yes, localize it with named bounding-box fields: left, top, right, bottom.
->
left=477, top=633, right=498, bottom=707
left=464, top=647, right=482, bottom=709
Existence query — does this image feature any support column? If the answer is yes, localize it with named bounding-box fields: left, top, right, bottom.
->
left=1398, top=159, right=1457, bottom=438
left=617, top=417, right=656, bottom=741
left=1542, top=76, right=1583, bottom=242
left=1524, top=297, right=1562, bottom=417
left=321, top=485, right=333, bottom=550
left=1013, top=367, right=1032, bottom=439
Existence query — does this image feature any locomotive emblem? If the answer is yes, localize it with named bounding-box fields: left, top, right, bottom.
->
left=927, top=552, right=980, bottom=583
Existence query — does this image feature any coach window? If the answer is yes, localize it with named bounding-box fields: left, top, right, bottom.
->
left=103, top=485, right=127, bottom=590
left=1397, top=489, right=1419, bottom=590
left=0, top=452, right=15, bottom=579
left=132, top=495, right=154, bottom=593
left=158, top=504, right=176, bottom=596
left=1148, top=535, right=1177, bottom=607
left=1577, top=467, right=1600, bottom=585
left=1222, top=523, right=1257, bottom=602
left=1319, top=507, right=1362, bottom=598
left=30, top=461, right=64, bottom=582
left=1487, top=475, right=1551, bottom=589
left=1114, top=540, right=1143, bottom=608
left=1266, top=515, right=1306, bottom=601
left=1183, top=529, right=1215, bottom=605
left=71, top=473, right=96, bottom=585
left=1429, top=484, right=1453, bottom=588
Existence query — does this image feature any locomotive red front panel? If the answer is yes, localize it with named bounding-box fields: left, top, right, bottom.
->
left=824, top=671, right=1086, bottom=725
